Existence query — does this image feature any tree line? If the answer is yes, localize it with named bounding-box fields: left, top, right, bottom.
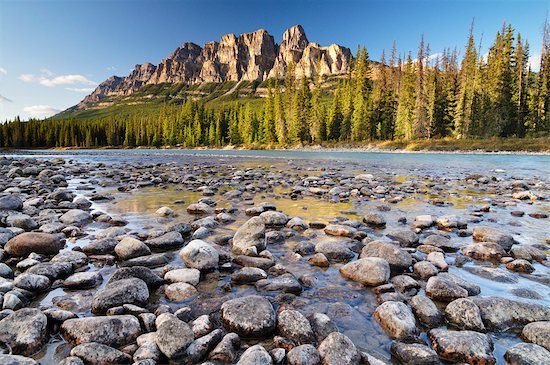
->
left=1, top=21, right=549, bottom=148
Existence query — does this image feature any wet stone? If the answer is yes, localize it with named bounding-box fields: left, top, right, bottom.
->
left=428, top=329, right=495, bottom=365
left=339, top=257, right=390, bottom=286
left=5, top=232, right=64, bottom=256
left=26, top=261, right=73, bottom=281
left=277, top=310, right=315, bottom=345
left=61, top=315, right=141, bottom=348
left=164, top=282, right=198, bottom=301
left=386, top=229, right=419, bottom=247
left=314, top=238, right=355, bottom=262
left=115, top=236, right=151, bottom=260
left=164, top=268, right=200, bottom=285
left=363, top=212, right=386, bottom=227
left=504, top=342, right=550, bottom=365
left=473, top=226, right=515, bottom=251
left=360, top=240, right=412, bottom=272
left=255, top=273, right=302, bottom=294
left=522, top=321, right=550, bottom=351
left=0, top=308, right=47, bottom=356
left=155, top=314, right=195, bottom=361
left=287, top=344, right=320, bottom=365
left=208, top=332, right=240, bottom=363
left=119, top=252, right=170, bottom=268
left=317, top=332, right=361, bottom=365
left=184, top=328, right=223, bottom=363
left=471, top=297, right=550, bottom=330
left=462, top=241, right=506, bottom=261
left=91, top=277, right=149, bottom=314
left=13, top=273, right=50, bottom=292
left=231, top=217, right=266, bottom=255
left=70, top=342, right=132, bottom=365
left=231, top=267, right=267, bottom=283
left=236, top=345, right=273, bottom=365
left=390, top=342, right=439, bottom=365
left=179, top=239, right=219, bottom=271
left=506, top=259, right=534, bottom=273
left=445, top=298, right=485, bottom=331
left=308, top=313, right=338, bottom=343
left=220, top=295, right=276, bottom=338
left=373, top=301, right=417, bottom=339
left=0, top=355, right=38, bottom=365
left=108, top=266, right=164, bottom=287
left=422, top=233, right=456, bottom=251
left=63, top=271, right=103, bottom=289
left=146, top=231, right=184, bottom=250
left=426, top=275, right=468, bottom=302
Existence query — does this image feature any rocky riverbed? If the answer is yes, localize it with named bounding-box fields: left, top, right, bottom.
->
left=0, top=152, right=549, bottom=365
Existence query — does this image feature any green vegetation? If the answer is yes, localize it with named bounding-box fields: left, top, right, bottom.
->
left=1, top=21, right=550, bottom=151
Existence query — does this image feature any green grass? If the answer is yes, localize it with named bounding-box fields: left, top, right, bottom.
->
left=302, top=137, right=550, bottom=153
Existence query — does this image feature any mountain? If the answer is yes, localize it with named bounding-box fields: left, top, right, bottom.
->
left=76, top=25, right=351, bottom=110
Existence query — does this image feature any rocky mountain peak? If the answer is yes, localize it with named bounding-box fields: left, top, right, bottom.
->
left=78, top=25, right=351, bottom=109
left=281, top=25, right=309, bottom=52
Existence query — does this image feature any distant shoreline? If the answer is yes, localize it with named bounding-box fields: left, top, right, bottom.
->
left=3, top=142, right=550, bottom=156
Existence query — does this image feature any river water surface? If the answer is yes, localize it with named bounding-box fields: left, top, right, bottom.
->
left=3, top=149, right=550, bottom=364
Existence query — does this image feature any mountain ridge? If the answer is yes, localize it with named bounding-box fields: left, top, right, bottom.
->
left=78, top=25, right=351, bottom=110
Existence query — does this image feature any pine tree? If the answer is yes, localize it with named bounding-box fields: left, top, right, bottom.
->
left=289, top=75, right=311, bottom=143
left=413, top=35, right=430, bottom=138
left=274, top=78, right=287, bottom=144
left=327, top=83, right=343, bottom=141
left=454, top=21, right=478, bottom=138
left=395, top=53, right=416, bottom=139
left=263, top=79, right=277, bottom=143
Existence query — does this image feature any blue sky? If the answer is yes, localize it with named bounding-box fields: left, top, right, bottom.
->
left=1, top=0, right=548, bottom=121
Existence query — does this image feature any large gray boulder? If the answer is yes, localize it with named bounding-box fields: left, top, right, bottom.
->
left=61, top=315, right=141, bottom=347
left=91, top=278, right=149, bottom=314
left=522, top=321, right=550, bottom=351
left=60, top=209, right=92, bottom=226
left=470, top=297, right=550, bottom=330
left=445, top=298, right=485, bottom=331
left=155, top=314, right=195, bottom=360
left=0, top=308, right=47, bottom=356
left=428, top=329, right=495, bottom=364
left=505, top=342, right=550, bottom=365
left=339, top=257, right=390, bottom=286
left=360, top=240, right=412, bottom=272
left=236, top=345, right=273, bottom=365
left=179, top=239, right=219, bottom=271
left=317, top=332, right=361, bottom=365
left=232, top=217, right=266, bottom=256
left=220, top=295, right=276, bottom=338
left=70, top=342, right=132, bottom=364
left=374, top=301, right=417, bottom=339
left=473, top=226, right=515, bottom=250
left=0, top=195, right=23, bottom=211
left=115, top=237, right=151, bottom=260
left=277, top=310, right=315, bottom=345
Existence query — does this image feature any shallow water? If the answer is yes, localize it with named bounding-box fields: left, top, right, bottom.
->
left=4, top=149, right=549, bottom=364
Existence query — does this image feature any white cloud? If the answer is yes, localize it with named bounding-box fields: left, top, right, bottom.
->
left=529, top=53, right=541, bottom=72
left=39, top=74, right=97, bottom=87
left=0, top=67, right=6, bottom=75
left=19, top=74, right=35, bottom=82
left=23, top=105, right=61, bottom=118
left=107, top=66, right=117, bottom=71
left=0, top=94, right=12, bottom=102
left=66, top=87, right=95, bottom=93
left=19, top=72, right=97, bottom=88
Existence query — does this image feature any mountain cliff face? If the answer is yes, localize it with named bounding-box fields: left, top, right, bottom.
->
left=79, top=25, right=351, bottom=109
